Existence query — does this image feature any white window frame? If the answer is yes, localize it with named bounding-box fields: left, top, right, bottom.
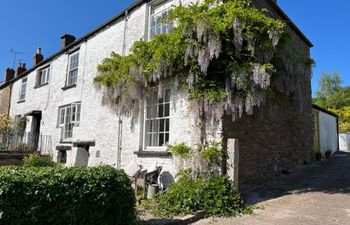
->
left=58, top=102, right=81, bottom=141
left=19, top=78, right=27, bottom=101
left=148, top=0, right=172, bottom=40
left=37, top=66, right=50, bottom=86
left=67, top=51, right=79, bottom=86
left=143, top=88, right=171, bottom=149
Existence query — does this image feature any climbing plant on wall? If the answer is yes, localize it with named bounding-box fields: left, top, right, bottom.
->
left=95, top=0, right=285, bottom=118
left=94, top=0, right=312, bottom=160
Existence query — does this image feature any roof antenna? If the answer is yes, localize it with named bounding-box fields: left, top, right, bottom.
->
left=9, top=49, right=17, bottom=69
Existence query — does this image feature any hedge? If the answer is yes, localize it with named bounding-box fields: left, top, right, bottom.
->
left=0, top=166, right=136, bottom=225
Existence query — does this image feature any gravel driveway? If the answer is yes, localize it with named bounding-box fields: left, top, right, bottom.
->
left=192, top=151, right=350, bottom=225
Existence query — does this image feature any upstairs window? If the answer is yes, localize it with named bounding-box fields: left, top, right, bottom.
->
left=145, top=89, right=171, bottom=148
left=19, top=78, right=27, bottom=102
left=67, top=51, right=79, bottom=86
left=149, top=1, right=172, bottom=39
left=58, top=102, right=81, bottom=141
left=37, top=66, right=50, bottom=86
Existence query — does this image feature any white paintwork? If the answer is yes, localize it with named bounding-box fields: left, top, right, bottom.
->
left=318, top=111, right=338, bottom=155
left=7, top=0, right=221, bottom=178
left=339, top=133, right=350, bottom=152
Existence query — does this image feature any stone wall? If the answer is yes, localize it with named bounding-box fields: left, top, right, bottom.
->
left=223, top=25, right=313, bottom=191
left=0, top=86, right=11, bottom=114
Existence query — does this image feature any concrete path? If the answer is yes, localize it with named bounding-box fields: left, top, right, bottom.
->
left=192, top=151, right=350, bottom=225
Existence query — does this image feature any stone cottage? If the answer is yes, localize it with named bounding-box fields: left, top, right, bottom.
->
left=0, top=0, right=313, bottom=190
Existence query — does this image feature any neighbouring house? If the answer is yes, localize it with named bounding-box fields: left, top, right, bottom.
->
left=313, top=104, right=339, bottom=157
left=0, top=0, right=313, bottom=190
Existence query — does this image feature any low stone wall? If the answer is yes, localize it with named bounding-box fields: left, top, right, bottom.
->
left=0, top=152, right=28, bottom=166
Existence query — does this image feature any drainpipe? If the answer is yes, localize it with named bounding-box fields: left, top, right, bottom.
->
left=116, top=10, right=129, bottom=169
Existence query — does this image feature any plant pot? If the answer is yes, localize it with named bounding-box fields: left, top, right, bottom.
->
left=315, top=153, right=322, bottom=161
left=325, top=151, right=332, bottom=160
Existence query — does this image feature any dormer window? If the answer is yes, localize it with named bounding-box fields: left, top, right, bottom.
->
left=148, top=1, right=172, bottom=39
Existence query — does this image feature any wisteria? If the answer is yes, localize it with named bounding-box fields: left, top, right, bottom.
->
left=94, top=0, right=299, bottom=149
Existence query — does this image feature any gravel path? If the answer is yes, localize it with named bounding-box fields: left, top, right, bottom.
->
left=192, top=151, right=350, bottom=225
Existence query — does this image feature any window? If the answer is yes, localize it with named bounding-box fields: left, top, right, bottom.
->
left=149, top=1, right=172, bottom=39
left=37, top=66, right=50, bottom=86
left=19, top=78, right=27, bottom=101
left=58, top=103, right=81, bottom=141
left=145, top=89, right=170, bottom=147
left=67, top=51, right=79, bottom=86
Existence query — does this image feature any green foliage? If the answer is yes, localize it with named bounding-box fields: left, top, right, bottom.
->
left=23, top=154, right=57, bottom=167
left=13, top=116, right=27, bottom=136
left=94, top=0, right=286, bottom=121
left=150, top=172, right=251, bottom=217
left=331, top=106, right=350, bottom=133
left=201, top=141, right=223, bottom=168
left=167, top=142, right=192, bottom=159
left=313, top=73, right=350, bottom=132
left=314, top=72, right=343, bottom=108
left=0, top=166, right=136, bottom=225
left=0, top=114, right=12, bottom=135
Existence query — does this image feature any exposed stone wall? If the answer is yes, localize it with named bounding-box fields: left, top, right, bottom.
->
left=0, top=86, right=11, bottom=114
left=222, top=2, right=313, bottom=190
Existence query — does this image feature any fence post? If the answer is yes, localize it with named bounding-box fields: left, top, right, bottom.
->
left=227, top=138, right=239, bottom=191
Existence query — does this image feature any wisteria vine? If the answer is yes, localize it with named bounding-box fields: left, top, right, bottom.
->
left=94, top=0, right=290, bottom=127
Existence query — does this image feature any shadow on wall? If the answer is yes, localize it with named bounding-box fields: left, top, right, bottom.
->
left=244, top=151, right=350, bottom=204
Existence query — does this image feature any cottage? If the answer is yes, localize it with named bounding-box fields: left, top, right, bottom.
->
left=0, top=0, right=313, bottom=190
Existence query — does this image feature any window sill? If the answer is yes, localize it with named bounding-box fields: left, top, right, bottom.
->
left=17, top=100, right=25, bottom=104
left=134, top=151, right=172, bottom=158
left=62, top=84, right=76, bottom=91
left=34, top=82, right=49, bottom=89
left=59, top=141, right=72, bottom=144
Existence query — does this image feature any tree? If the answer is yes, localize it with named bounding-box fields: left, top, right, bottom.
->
left=313, top=72, right=350, bottom=132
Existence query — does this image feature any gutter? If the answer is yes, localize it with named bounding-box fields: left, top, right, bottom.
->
left=0, top=0, right=313, bottom=90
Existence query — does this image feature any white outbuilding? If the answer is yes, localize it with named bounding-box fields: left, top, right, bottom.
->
left=313, top=104, right=339, bottom=157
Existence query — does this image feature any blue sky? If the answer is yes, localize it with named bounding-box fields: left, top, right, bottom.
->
left=0, top=0, right=349, bottom=95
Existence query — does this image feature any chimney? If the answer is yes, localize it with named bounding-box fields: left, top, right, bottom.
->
left=61, top=34, right=76, bottom=49
left=16, top=63, right=27, bottom=76
left=5, top=68, right=15, bottom=82
left=34, top=48, right=44, bottom=65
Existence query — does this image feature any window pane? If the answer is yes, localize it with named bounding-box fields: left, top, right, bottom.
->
left=165, top=133, right=169, bottom=143
left=165, top=119, right=170, bottom=131
left=165, top=89, right=170, bottom=102
left=158, top=104, right=164, bottom=117
left=159, top=119, right=165, bottom=132
left=164, top=103, right=170, bottom=117
left=159, top=133, right=164, bottom=146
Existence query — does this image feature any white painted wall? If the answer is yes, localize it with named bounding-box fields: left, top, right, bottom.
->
left=8, top=0, right=220, bottom=178
left=318, top=111, right=338, bottom=155
left=339, top=133, right=350, bottom=152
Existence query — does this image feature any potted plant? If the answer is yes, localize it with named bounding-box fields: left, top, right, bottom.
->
left=315, top=152, right=322, bottom=161
left=325, top=150, right=332, bottom=160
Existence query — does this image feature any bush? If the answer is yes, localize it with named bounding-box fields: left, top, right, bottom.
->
left=0, top=166, right=136, bottom=225
left=23, top=154, right=57, bottom=167
left=150, top=171, right=251, bottom=218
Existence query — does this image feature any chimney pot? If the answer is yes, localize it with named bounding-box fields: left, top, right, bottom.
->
left=16, top=63, right=27, bottom=76
left=5, top=68, right=15, bottom=82
left=34, top=47, right=44, bottom=65
left=61, top=34, right=76, bottom=49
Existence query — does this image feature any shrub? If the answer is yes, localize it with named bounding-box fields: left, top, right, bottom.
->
left=23, top=154, right=57, bottom=167
left=150, top=171, right=251, bottom=218
left=0, top=166, right=136, bottom=225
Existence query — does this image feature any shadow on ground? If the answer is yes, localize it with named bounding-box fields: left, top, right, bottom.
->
left=244, top=151, right=350, bottom=204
